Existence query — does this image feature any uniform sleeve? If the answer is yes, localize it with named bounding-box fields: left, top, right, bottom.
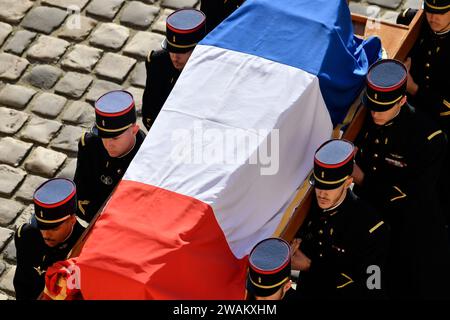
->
left=142, top=51, right=166, bottom=131
left=73, top=133, right=100, bottom=223
left=414, top=88, right=450, bottom=128
left=13, top=225, right=36, bottom=300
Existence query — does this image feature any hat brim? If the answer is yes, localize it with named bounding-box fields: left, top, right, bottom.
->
left=361, top=90, right=398, bottom=112
left=424, top=3, right=450, bottom=14
left=162, top=38, right=196, bottom=53
left=310, top=174, right=347, bottom=190
left=246, top=276, right=284, bottom=298
left=32, top=215, right=66, bottom=230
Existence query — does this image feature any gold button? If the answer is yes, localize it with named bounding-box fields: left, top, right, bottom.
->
left=319, top=230, right=323, bottom=235
left=428, top=51, right=432, bottom=55
left=319, top=253, right=323, bottom=258
left=375, top=139, right=379, bottom=144
left=319, top=241, right=323, bottom=246
left=372, top=166, right=377, bottom=171
left=425, top=63, right=430, bottom=68
left=374, top=153, right=378, bottom=158
left=426, top=76, right=430, bottom=80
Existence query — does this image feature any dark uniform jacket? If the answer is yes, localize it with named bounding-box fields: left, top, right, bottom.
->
left=13, top=220, right=84, bottom=300
left=409, top=24, right=450, bottom=219
left=354, top=103, right=450, bottom=298
left=294, top=191, right=389, bottom=299
left=409, top=23, right=450, bottom=134
left=201, top=0, right=245, bottom=33
left=74, top=130, right=146, bottom=223
left=142, top=50, right=180, bottom=131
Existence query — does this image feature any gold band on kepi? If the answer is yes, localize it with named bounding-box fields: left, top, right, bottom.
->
left=33, top=178, right=77, bottom=230
left=94, top=90, right=137, bottom=138
left=162, top=8, right=206, bottom=53
left=424, top=0, right=450, bottom=13
left=246, top=238, right=291, bottom=297
left=311, top=139, right=355, bottom=190
left=362, top=59, right=407, bottom=112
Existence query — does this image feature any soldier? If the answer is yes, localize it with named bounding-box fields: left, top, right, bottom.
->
left=201, top=0, right=245, bottom=33
left=142, top=9, right=206, bottom=130
left=14, top=178, right=85, bottom=300
left=353, top=59, right=450, bottom=298
left=74, top=90, right=146, bottom=223
left=404, top=0, right=450, bottom=226
left=291, top=139, right=389, bottom=299
left=246, top=237, right=292, bottom=300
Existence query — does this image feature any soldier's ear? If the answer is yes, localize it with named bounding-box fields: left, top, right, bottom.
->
left=131, top=123, right=140, bottom=135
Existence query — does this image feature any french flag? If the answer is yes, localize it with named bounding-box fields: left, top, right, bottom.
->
left=72, top=0, right=380, bottom=299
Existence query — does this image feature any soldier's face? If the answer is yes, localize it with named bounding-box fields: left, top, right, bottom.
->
left=370, top=103, right=402, bottom=126
left=426, top=11, right=450, bottom=33
left=40, top=215, right=76, bottom=247
left=102, top=124, right=139, bottom=158
left=315, top=178, right=352, bottom=209
left=169, top=50, right=193, bottom=70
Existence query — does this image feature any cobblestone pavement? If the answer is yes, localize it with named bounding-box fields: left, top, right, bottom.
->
left=0, top=0, right=420, bottom=300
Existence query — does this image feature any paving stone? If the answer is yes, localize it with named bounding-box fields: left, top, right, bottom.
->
left=89, top=23, right=130, bottom=51
left=54, top=72, right=93, bottom=99
left=0, top=165, right=26, bottom=196
left=15, top=175, right=47, bottom=203
left=162, top=0, right=198, bottom=10
left=3, top=30, right=36, bottom=55
left=61, top=101, right=95, bottom=127
left=152, top=8, right=174, bottom=33
left=0, top=228, right=14, bottom=251
left=95, top=53, right=136, bottom=82
left=120, top=1, right=159, bottom=29
left=349, top=3, right=381, bottom=18
left=51, top=125, right=83, bottom=153
left=25, top=147, right=67, bottom=178
left=403, top=0, right=422, bottom=10
left=124, top=32, right=165, bottom=59
left=57, top=158, right=77, bottom=180
left=0, top=263, right=4, bottom=278
left=22, top=6, right=68, bottom=35
left=30, top=93, right=67, bottom=118
left=367, top=0, right=402, bottom=10
left=0, top=266, right=16, bottom=294
left=3, top=240, right=16, bottom=264
left=130, top=62, right=147, bottom=88
left=20, top=117, right=62, bottom=145
left=27, top=35, right=70, bottom=63
left=0, top=53, right=29, bottom=81
left=42, top=0, right=91, bottom=10
left=0, top=22, right=12, bottom=46
left=0, top=0, right=34, bottom=24
left=0, top=137, right=33, bottom=167
left=0, top=108, right=29, bottom=135
left=61, top=44, right=102, bottom=72
left=85, top=80, right=123, bottom=103
left=24, top=65, right=62, bottom=90
left=0, top=199, right=24, bottom=227
left=381, top=10, right=400, bottom=23
left=58, top=14, right=97, bottom=41
left=0, top=85, right=36, bottom=110
left=0, top=292, right=8, bottom=300
left=86, top=0, right=125, bottom=20
left=12, top=205, right=33, bottom=230
left=126, top=87, right=144, bottom=116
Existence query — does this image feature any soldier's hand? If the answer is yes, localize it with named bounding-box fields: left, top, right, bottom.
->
left=291, top=240, right=311, bottom=272
left=404, top=58, right=419, bottom=96
left=352, top=163, right=365, bottom=185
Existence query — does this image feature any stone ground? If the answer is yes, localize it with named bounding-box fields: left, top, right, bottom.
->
left=0, top=0, right=420, bottom=300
